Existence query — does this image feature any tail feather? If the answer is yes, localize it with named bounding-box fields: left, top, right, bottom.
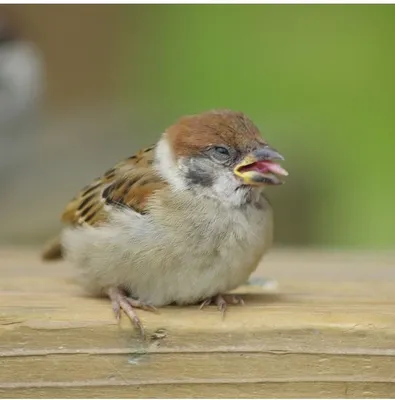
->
left=41, top=234, right=63, bottom=261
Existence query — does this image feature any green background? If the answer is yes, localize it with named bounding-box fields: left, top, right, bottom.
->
left=118, top=5, right=395, bottom=248
left=1, top=5, right=394, bottom=249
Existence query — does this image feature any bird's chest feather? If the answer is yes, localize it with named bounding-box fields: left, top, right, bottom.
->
left=65, top=191, right=273, bottom=306
left=128, top=192, right=273, bottom=305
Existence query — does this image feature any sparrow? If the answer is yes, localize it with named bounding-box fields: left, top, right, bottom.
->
left=42, top=109, right=288, bottom=336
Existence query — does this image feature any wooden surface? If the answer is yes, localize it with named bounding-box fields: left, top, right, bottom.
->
left=1, top=248, right=395, bottom=398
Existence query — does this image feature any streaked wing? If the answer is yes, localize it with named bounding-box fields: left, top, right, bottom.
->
left=61, top=145, right=167, bottom=226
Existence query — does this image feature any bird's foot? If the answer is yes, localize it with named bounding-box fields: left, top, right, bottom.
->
left=106, top=287, right=157, bottom=338
left=199, top=294, right=245, bottom=318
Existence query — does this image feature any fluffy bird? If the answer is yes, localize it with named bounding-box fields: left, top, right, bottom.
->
left=42, top=109, right=288, bottom=336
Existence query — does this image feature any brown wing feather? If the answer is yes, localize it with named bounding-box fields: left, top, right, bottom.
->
left=42, top=145, right=166, bottom=260
left=61, top=145, right=166, bottom=227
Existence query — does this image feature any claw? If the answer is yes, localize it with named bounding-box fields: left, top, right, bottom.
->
left=199, top=298, right=212, bottom=310
left=106, top=287, right=157, bottom=338
left=232, top=296, right=245, bottom=305
left=200, top=294, right=245, bottom=318
left=111, top=297, right=121, bottom=321
left=216, top=296, right=227, bottom=318
left=126, top=297, right=158, bottom=313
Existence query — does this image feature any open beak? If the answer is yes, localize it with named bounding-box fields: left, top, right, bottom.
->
left=234, top=146, right=288, bottom=186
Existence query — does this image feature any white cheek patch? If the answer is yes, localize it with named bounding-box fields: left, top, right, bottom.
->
left=154, top=135, right=263, bottom=207
left=154, top=135, right=187, bottom=191
left=212, top=172, right=246, bottom=206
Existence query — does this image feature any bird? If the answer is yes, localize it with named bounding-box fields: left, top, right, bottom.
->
left=41, top=109, right=288, bottom=337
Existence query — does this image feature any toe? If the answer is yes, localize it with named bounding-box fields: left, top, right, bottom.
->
left=133, top=317, right=145, bottom=338
left=111, top=301, right=121, bottom=321
left=199, top=298, right=212, bottom=310
left=232, top=295, right=245, bottom=305
left=215, top=295, right=227, bottom=317
left=126, top=297, right=158, bottom=313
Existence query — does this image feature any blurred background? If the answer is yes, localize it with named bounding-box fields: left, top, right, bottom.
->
left=0, top=4, right=394, bottom=250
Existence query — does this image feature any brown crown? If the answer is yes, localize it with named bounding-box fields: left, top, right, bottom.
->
left=166, top=109, right=266, bottom=158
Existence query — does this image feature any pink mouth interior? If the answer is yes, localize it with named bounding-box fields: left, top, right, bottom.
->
left=240, top=160, right=288, bottom=176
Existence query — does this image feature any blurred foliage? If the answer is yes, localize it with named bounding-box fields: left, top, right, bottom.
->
left=1, top=5, right=394, bottom=250
left=117, top=5, right=395, bottom=248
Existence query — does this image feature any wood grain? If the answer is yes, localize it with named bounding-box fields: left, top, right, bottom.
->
left=1, top=248, right=395, bottom=398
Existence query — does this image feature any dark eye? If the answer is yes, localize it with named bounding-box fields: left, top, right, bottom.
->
left=207, top=145, right=232, bottom=164
left=213, top=146, right=230, bottom=156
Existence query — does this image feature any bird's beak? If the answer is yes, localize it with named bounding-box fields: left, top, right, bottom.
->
left=233, top=146, right=288, bottom=186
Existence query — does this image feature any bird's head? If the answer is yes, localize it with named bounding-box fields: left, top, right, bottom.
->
left=155, top=109, right=288, bottom=206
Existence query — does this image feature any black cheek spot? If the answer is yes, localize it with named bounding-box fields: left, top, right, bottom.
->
left=185, top=168, right=213, bottom=187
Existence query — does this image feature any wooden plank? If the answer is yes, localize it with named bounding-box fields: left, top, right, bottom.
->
left=1, top=248, right=395, bottom=398
left=2, top=382, right=395, bottom=399
left=2, top=352, right=395, bottom=383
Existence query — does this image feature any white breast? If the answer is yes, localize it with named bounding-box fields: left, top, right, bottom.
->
left=62, top=191, right=273, bottom=306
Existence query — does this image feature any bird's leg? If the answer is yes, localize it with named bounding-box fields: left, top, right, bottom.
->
left=106, top=287, right=157, bottom=338
left=200, top=294, right=245, bottom=317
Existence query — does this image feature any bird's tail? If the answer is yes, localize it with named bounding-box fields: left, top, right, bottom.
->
left=41, top=234, right=63, bottom=261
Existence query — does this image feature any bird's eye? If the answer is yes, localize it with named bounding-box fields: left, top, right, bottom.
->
left=207, top=145, right=232, bottom=163
left=213, top=146, right=230, bottom=156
